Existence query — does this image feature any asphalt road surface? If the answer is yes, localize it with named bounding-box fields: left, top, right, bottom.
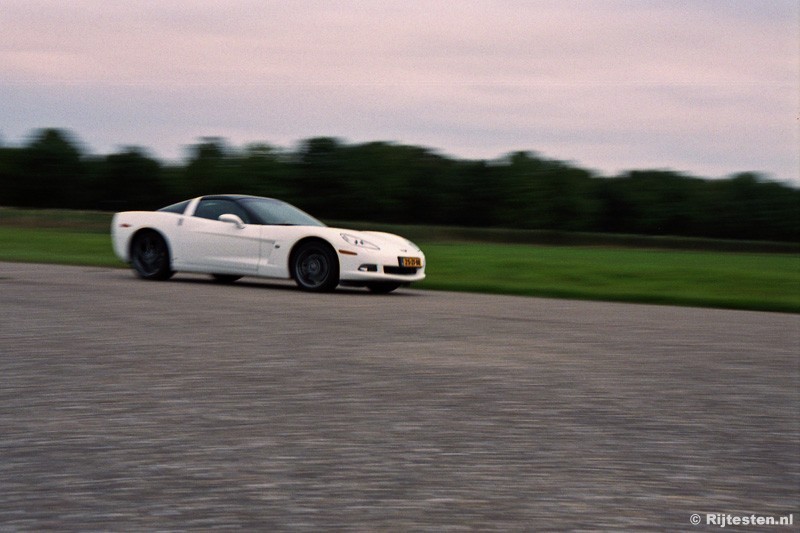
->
left=1, top=262, right=798, bottom=531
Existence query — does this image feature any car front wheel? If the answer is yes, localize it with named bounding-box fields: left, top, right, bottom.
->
left=292, top=241, right=339, bottom=292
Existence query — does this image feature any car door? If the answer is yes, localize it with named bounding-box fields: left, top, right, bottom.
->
left=179, top=198, right=261, bottom=274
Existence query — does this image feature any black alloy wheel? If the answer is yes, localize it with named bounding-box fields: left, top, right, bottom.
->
left=292, top=241, right=339, bottom=292
left=131, top=231, right=173, bottom=280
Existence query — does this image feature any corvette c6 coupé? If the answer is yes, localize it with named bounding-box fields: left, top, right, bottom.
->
left=111, top=195, right=425, bottom=293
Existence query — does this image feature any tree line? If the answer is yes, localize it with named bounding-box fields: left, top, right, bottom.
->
left=1, top=128, right=798, bottom=242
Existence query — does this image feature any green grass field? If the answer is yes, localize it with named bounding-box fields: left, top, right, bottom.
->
left=0, top=227, right=119, bottom=267
left=1, top=224, right=797, bottom=313
left=416, top=242, right=800, bottom=313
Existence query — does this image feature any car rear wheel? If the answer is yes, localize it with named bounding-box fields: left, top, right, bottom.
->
left=292, top=241, right=339, bottom=292
left=131, top=231, right=173, bottom=280
left=367, top=282, right=402, bottom=294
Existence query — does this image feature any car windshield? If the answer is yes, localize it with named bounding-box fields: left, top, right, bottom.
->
left=241, top=197, right=326, bottom=227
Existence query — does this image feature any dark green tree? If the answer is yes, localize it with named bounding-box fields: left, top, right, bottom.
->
left=16, top=129, right=85, bottom=208
left=708, top=173, right=800, bottom=241
left=493, top=152, right=596, bottom=231
left=89, top=147, right=164, bottom=210
left=292, top=137, right=348, bottom=216
left=0, top=128, right=797, bottom=242
left=184, top=137, right=232, bottom=197
left=237, top=143, right=293, bottom=199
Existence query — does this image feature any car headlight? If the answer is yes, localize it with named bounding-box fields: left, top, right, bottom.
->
left=340, top=233, right=380, bottom=250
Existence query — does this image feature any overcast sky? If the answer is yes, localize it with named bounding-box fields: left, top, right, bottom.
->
left=2, top=0, right=798, bottom=183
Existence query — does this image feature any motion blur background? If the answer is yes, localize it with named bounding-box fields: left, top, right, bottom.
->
left=1, top=1, right=798, bottom=242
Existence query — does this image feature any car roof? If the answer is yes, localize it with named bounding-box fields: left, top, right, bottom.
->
left=200, top=194, right=289, bottom=203
left=201, top=194, right=260, bottom=200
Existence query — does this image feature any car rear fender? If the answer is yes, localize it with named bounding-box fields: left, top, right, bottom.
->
left=111, top=211, right=179, bottom=263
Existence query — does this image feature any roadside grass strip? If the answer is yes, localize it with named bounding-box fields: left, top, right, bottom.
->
left=1, top=225, right=797, bottom=313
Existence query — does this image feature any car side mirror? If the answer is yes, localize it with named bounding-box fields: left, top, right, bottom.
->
left=218, top=213, right=245, bottom=229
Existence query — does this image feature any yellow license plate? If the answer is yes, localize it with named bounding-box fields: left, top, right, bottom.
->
left=401, top=257, right=422, bottom=268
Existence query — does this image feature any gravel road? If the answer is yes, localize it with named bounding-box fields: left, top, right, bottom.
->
left=1, top=262, right=797, bottom=530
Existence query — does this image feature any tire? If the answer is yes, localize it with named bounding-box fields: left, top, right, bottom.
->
left=211, top=274, right=242, bottom=284
left=130, top=231, right=173, bottom=281
left=367, top=282, right=402, bottom=294
left=291, top=240, right=339, bottom=292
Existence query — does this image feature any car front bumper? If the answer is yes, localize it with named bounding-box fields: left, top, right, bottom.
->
left=337, top=249, right=426, bottom=284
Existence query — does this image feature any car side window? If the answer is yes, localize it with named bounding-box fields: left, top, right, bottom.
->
left=194, top=199, right=251, bottom=223
left=158, top=199, right=191, bottom=214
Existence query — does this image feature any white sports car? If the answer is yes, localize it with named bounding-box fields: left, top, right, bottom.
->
left=111, top=195, right=425, bottom=293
